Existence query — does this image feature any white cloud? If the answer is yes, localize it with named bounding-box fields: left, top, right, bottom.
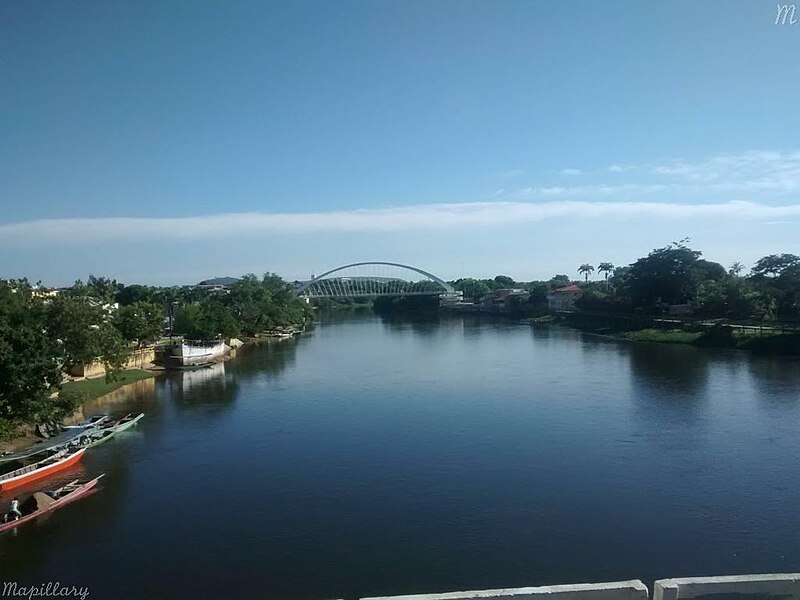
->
left=651, top=150, right=800, bottom=192
left=502, top=183, right=671, bottom=199
left=2, top=200, right=799, bottom=246
left=497, top=150, right=800, bottom=200
left=493, top=169, right=523, bottom=179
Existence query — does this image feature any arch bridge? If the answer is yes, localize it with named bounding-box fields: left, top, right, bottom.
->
left=297, top=262, right=462, bottom=302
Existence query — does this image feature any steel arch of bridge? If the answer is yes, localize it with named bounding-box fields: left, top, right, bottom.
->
left=298, top=261, right=457, bottom=298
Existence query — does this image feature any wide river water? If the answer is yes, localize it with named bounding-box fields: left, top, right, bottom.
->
left=1, top=312, right=800, bottom=599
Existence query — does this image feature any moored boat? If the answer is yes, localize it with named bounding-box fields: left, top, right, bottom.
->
left=62, top=415, right=110, bottom=430
left=69, top=413, right=144, bottom=449
left=0, top=448, right=86, bottom=493
left=0, top=474, right=104, bottom=533
left=166, top=340, right=229, bottom=367
left=113, top=412, right=144, bottom=433
left=1, top=419, right=106, bottom=464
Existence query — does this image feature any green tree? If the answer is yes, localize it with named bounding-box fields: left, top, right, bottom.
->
left=453, top=278, right=491, bottom=302
left=177, top=272, right=310, bottom=339
left=729, top=262, right=745, bottom=277
left=578, top=264, right=595, bottom=282
left=47, top=294, right=129, bottom=379
left=116, top=284, right=158, bottom=306
left=0, top=280, right=63, bottom=433
left=548, top=274, right=571, bottom=288
left=749, top=254, right=800, bottom=319
left=493, top=275, right=516, bottom=288
left=85, top=275, right=121, bottom=304
left=174, top=299, right=240, bottom=340
left=173, top=304, right=206, bottom=340
left=693, top=259, right=727, bottom=282
left=626, top=243, right=703, bottom=311
left=524, top=281, right=549, bottom=304
left=598, top=262, right=614, bottom=288
left=751, top=254, right=800, bottom=278
left=115, top=301, right=165, bottom=346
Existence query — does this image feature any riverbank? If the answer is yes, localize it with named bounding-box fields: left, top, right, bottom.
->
left=61, top=368, right=157, bottom=402
left=0, top=368, right=160, bottom=452
left=553, top=314, right=800, bottom=356
left=0, top=330, right=301, bottom=448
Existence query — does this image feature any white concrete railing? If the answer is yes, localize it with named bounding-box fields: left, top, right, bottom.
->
left=329, top=574, right=800, bottom=600
left=362, top=581, right=649, bottom=600
left=654, top=573, right=800, bottom=600
left=361, top=580, right=649, bottom=600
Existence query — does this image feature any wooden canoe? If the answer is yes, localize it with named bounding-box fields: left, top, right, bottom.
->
left=0, top=474, right=104, bottom=534
left=0, top=448, right=85, bottom=493
left=69, top=413, right=144, bottom=449
left=113, top=412, right=144, bottom=433
left=62, top=415, right=110, bottom=430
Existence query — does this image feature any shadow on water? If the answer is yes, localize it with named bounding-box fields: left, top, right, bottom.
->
left=224, top=337, right=301, bottom=381
left=627, top=341, right=710, bottom=396
left=622, top=341, right=712, bottom=425
left=530, top=324, right=553, bottom=340
left=379, top=313, right=443, bottom=337
left=747, top=356, right=800, bottom=405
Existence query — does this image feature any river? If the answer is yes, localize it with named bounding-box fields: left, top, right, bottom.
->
left=1, top=312, right=799, bottom=599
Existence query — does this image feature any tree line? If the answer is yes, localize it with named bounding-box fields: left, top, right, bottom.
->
left=451, top=243, right=800, bottom=321
left=574, top=243, right=800, bottom=321
left=0, top=273, right=312, bottom=437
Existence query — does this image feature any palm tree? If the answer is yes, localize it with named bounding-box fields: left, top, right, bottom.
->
left=578, top=263, right=595, bottom=282
left=598, top=262, right=614, bottom=288
left=729, top=261, right=744, bottom=277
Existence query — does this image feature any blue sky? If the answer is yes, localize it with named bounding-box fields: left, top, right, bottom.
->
left=1, top=1, right=799, bottom=285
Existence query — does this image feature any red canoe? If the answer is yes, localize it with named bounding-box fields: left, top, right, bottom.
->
left=0, top=448, right=85, bottom=493
left=0, top=474, right=104, bottom=533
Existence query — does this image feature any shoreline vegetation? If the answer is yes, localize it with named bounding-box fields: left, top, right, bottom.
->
left=351, top=241, right=799, bottom=356
left=0, top=273, right=312, bottom=442
left=553, top=317, right=799, bottom=355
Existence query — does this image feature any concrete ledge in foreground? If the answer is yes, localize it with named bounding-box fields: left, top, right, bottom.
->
left=654, top=573, right=800, bottom=600
left=362, top=580, right=649, bottom=600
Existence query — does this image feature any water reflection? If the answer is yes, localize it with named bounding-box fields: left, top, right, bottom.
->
left=225, top=338, right=300, bottom=381
left=530, top=324, right=553, bottom=340
left=379, top=314, right=442, bottom=337
left=747, top=357, right=800, bottom=404
left=178, top=361, right=227, bottom=395
left=627, top=342, right=710, bottom=396
left=80, top=376, right=158, bottom=419
left=161, top=362, right=239, bottom=414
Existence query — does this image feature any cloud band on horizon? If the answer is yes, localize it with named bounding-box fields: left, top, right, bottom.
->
left=1, top=200, right=799, bottom=246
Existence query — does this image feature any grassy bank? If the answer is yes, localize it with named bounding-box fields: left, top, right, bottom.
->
left=620, top=329, right=702, bottom=344
left=61, top=368, right=156, bottom=401
left=1, top=368, right=157, bottom=445
left=597, top=325, right=799, bottom=355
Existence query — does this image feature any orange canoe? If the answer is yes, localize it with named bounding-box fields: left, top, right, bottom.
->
left=0, top=448, right=85, bottom=493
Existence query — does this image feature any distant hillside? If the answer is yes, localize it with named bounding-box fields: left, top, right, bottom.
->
left=197, top=276, right=241, bottom=287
